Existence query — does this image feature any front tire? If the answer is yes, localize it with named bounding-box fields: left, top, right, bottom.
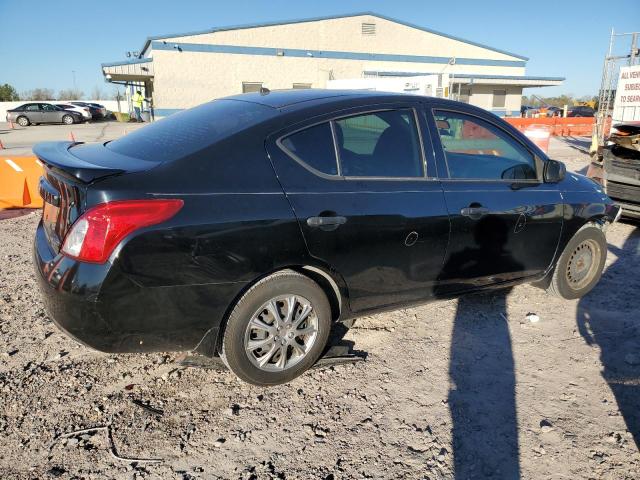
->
left=222, top=270, right=331, bottom=386
left=547, top=224, right=607, bottom=299
left=62, top=115, right=74, bottom=125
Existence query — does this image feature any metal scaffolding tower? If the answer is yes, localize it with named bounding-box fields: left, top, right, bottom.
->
left=596, top=29, right=639, bottom=143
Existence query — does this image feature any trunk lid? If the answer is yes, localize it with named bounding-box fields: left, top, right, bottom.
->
left=33, top=141, right=158, bottom=183
left=34, top=141, right=159, bottom=252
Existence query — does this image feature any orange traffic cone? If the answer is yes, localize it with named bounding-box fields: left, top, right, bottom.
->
left=8, top=120, right=14, bottom=129
left=0, top=138, right=4, bottom=150
left=69, top=131, right=76, bottom=142
left=22, top=179, right=32, bottom=206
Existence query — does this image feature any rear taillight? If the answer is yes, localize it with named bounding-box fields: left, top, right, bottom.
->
left=61, top=199, right=183, bottom=263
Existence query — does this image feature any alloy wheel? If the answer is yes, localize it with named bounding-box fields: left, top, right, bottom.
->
left=244, top=294, right=318, bottom=372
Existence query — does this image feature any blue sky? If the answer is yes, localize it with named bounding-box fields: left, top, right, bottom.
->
left=1, top=0, right=638, bottom=98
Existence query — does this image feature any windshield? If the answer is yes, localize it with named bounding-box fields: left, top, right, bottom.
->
left=106, top=99, right=277, bottom=163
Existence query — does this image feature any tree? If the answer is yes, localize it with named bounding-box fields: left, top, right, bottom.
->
left=0, top=83, right=19, bottom=101
left=57, top=89, right=84, bottom=100
left=22, top=88, right=54, bottom=100
left=90, top=86, right=105, bottom=100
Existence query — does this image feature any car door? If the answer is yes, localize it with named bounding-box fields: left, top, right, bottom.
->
left=40, top=103, right=61, bottom=123
left=24, top=103, right=43, bottom=123
left=426, top=105, right=563, bottom=296
left=267, top=103, right=450, bottom=313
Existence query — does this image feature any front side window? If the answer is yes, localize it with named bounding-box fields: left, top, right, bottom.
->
left=42, top=104, right=56, bottom=111
left=334, top=110, right=423, bottom=177
left=434, top=110, right=537, bottom=180
left=280, top=123, right=338, bottom=175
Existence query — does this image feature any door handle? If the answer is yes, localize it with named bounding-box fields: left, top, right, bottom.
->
left=307, top=215, right=347, bottom=229
left=460, top=206, right=490, bottom=219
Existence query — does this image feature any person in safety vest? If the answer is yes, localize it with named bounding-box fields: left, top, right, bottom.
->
left=132, top=90, right=144, bottom=122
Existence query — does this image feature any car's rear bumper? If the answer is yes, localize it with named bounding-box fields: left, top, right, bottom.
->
left=33, top=221, right=236, bottom=355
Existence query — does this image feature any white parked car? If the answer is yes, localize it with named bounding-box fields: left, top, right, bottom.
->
left=55, top=103, right=91, bottom=121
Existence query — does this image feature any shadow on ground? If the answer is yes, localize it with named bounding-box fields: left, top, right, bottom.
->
left=448, top=291, right=520, bottom=478
left=560, top=136, right=591, bottom=155
left=0, top=208, right=35, bottom=220
left=578, top=225, right=640, bottom=448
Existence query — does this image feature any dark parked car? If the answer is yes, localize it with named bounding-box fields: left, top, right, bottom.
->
left=6, top=103, right=83, bottom=126
left=70, top=101, right=106, bottom=119
left=545, top=106, right=563, bottom=117
left=588, top=122, right=640, bottom=218
left=520, top=105, right=539, bottom=117
left=33, top=90, right=621, bottom=385
left=567, top=106, right=595, bottom=117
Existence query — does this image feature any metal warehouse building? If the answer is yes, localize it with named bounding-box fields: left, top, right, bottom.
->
left=101, top=12, right=563, bottom=118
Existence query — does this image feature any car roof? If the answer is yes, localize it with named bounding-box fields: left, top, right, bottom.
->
left=225, top=89, right=417, bottom=109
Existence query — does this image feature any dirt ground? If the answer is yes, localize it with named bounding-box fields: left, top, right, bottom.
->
left=0, top=137, right=639, bottom=479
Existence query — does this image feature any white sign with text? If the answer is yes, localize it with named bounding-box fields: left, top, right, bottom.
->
left=613, top=65, right=640, bottom=122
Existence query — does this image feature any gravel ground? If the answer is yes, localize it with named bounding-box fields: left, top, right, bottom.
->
left=0, top=138, right=639, bottom=479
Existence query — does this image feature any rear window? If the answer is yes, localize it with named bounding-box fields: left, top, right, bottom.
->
left=106, top=100, right=277, bottom=163
left=280, top=123, right=338, bottom=175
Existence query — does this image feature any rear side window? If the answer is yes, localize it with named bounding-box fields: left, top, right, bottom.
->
left=280, top=123, right=338, bottom=175
left=335, top=110, right=423, bottom=177
left=106, top=100, right=277, bottom=163
left=279, top=109, right=424, bottom=178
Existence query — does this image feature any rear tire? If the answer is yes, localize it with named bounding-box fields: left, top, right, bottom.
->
left=16, top=116, right=29, bottom=127
left=62, top=115, right=74, bottom=125
left=222, top=270, right=331, bottom=386
left=547, top=224, right=607, bottom=299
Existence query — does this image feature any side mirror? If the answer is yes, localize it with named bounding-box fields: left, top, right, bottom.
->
left=544, top=159, right=566, bottom=183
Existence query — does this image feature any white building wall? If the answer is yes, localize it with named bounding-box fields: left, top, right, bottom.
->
left=141, top=14, right=532, bottom=115
left=465, top=85, right=523, bottom=115
left=152, top=50, right=524, bottom=111
left=168, top=15, right=523, bottom=62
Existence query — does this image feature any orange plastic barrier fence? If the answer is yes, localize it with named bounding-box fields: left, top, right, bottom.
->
left=505, top=117, right=595, bottom=137
left=0, top=156, right=44, bottom=210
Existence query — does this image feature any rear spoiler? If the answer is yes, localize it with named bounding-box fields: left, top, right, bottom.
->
left=33, top=141, right=157, bottom=183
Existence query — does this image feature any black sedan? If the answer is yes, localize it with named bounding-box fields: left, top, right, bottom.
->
left=567, top=106, right=596, bottom=117
left=33, top=90, right=621, bottom=386
left=70, top=101, right=106, bottom=119
left=6, top=103, right=84, bottom=126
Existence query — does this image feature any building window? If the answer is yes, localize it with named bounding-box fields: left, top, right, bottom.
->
left=242, top=82, right=263, bottom=93
left=492, top=89, right=507, bottom=109
left=459, top=87, right=472, bottom=104
left=292, top=83, right=312, bottom=89
left=361, top=23, right=376, bottom=35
